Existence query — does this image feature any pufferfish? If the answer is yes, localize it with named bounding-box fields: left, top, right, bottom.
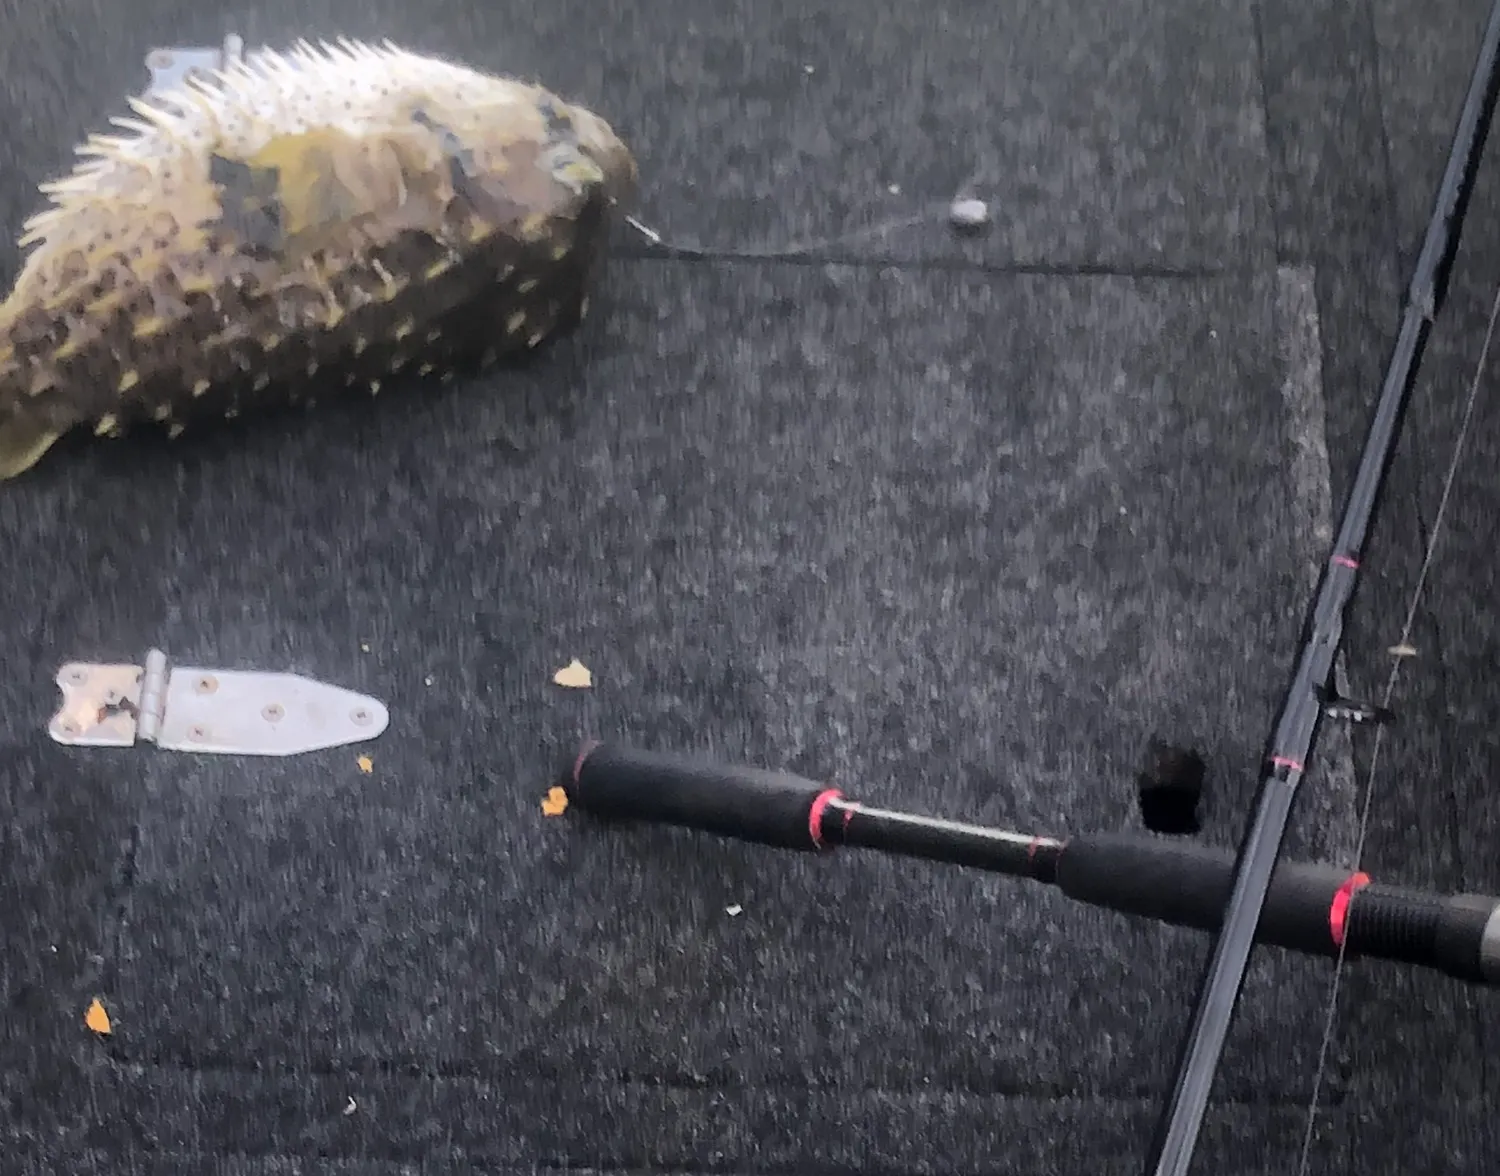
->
left=0, top=37, right=637, bottom=480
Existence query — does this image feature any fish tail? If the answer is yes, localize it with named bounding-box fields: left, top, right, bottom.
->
left=0, top=372, right=65, bottom=482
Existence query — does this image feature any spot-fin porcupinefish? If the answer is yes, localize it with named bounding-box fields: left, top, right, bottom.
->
left=0, top=37, right=637, bottom=481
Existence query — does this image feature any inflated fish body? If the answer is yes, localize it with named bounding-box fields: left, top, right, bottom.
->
left=0, top=38, right=637, bottom=480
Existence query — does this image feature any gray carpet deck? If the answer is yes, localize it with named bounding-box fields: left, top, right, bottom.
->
left=1, top=0, right=1497, bottom=1172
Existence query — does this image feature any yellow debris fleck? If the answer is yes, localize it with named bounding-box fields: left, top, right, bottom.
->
left=393, top=318, right=415, bottom=341
left=192, top=379, right=210, bottom=397
left=553, top=659, right=592, bottom=689
left=423, top=258, right=453, bottom=280
left=541, top=786, right=569, bottom=817
left=506, top=310, right=526, bottom=334
left=117, top=371, right=139, bottom=392
left=94, top=414, right=117, bottom=436
left=85, top=998, right=112, bottom=1035
left=1389, top=643, right=1418, bottom=658
left=356, top=755, right=373, bottom=774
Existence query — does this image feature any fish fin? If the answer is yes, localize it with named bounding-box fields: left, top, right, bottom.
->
left=0, top=417, right=64, bottom=481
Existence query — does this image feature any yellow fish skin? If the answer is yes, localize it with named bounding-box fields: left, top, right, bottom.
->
left=0, top=37, right=637, bottom=481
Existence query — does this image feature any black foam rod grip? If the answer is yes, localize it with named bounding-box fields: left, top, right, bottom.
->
left=571, top=743, right=839, bottom=850
left=1056, top=833, right=1355, bottom=954
left=1054, top=832, right=1500, bottom=982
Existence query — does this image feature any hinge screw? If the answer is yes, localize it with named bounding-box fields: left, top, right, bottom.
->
left=262, top=703, right=284, bottom=722
left=195, top=675, right=218, bottom=694
left=187, top=725, right=208, bottom=740
left=351, top=707, right=372, bottom=726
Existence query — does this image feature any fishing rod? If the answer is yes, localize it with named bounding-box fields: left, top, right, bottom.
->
left=565, top=742, right=1500, bottom=986
left=1145, top=2, right=1500, bottom=1172
left=562, top=8, right=1500, bottom=1170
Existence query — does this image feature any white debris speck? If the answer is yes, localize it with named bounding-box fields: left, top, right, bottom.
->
left=949, top=198, right=990, bottom=231
left=343, top=1097, right=357, bottom=1116
left=725, top=904, right=743, bottom=916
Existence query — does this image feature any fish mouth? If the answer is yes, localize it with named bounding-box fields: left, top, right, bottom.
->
left=566, top=106, right=639, bottom=211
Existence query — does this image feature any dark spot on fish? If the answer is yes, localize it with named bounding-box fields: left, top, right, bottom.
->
left=412, top=107, right=482, bottom=180
left=537, top=98, right=575, bottom=141
left=209, top=153, right=285, bottom=253
left=443, top=156, right=533, bottom=230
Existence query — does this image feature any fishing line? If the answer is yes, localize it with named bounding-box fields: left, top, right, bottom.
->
left=1295, top=268, right=1500, bottom=1175
left=622, top=203, right=964, bottom=262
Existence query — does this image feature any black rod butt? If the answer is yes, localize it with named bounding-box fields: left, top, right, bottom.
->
left=570, top=743, right=838, bottom=851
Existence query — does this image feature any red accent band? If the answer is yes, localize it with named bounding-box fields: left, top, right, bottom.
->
left=1329, top=871, right=1371, bottom=948
left=808, top=789, right=843, bottom=848
left=572, top=740, right=601, bottom=783
left=1271, top=756, right=1304, bottom=772
left=1333, top=555, right=1359, bottom=569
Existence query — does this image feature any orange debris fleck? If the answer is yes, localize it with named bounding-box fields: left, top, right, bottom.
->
left=356, top=755, right=374, bottom=773
left=553, top=659, right=593, bottom=688
left=541, top=786, right=569, bottom=817
left=85, top=998, right=112, bottom=1035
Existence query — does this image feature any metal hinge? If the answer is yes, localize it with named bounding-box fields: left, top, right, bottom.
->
left=141, top=34, right=246, bottom=98
left=49, top=648, right=389, bottom=756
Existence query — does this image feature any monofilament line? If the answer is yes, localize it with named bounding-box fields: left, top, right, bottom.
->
left=1295, top=272, right=1500, bottom=1175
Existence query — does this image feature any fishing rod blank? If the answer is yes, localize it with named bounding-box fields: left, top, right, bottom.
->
left=1149, top=0, right=1500, bottom=1170
left=569, top=742, right=1500, bottom=987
